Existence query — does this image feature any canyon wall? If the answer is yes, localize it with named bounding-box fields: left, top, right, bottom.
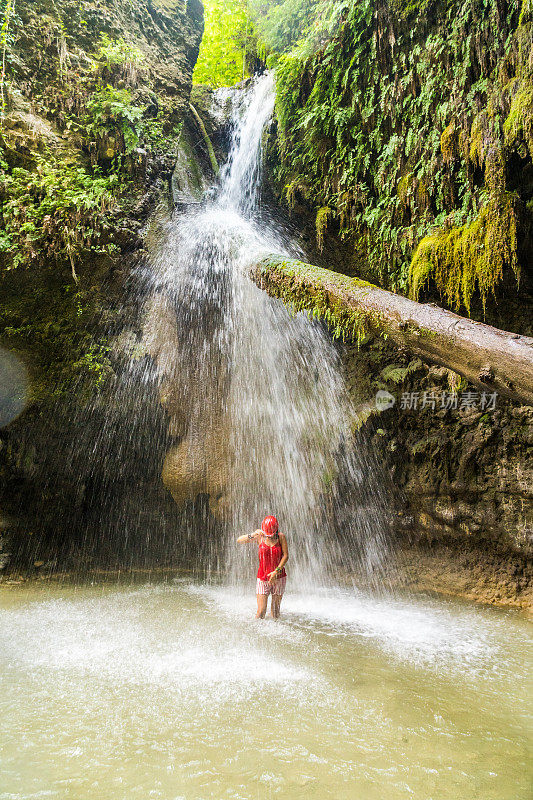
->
left=0, top=0, right=207, bottom=569
left=263, top=0, right=532, bottom=605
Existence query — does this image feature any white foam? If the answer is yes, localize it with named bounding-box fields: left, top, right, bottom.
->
left=0, top=586, right=316, bottom=703
left=185, top=582, right=531, bottom=678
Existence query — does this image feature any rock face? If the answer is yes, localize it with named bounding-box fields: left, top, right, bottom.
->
left=12, top=0, right=203, bottom=97
left=260, top=0, right=533, bottom=606
left=269, top=0, right=533, bottom=322
left=2, top=0, right=204, bottom=173
left=142, top=292, right=231, bottom=519
left=339, top=339, right=533, bottom=608
left=0, top=0, right=204, bottom=570
left=394, top=400, right=532, bottom=551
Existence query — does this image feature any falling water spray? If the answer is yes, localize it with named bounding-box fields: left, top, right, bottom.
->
left=143, top=74, right=390, bottom=590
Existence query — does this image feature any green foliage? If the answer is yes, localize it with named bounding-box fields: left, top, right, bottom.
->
left=388, top=0, right=435, bottom=19
left=256, top=255, right=377, bottom=344
left=380, top=360, right=423, bottom=384
left=0, top=144, right=120, bottom=394
left=0, top=0, right=15, bottom=115
left=315, top=206, right=334, bottom=250
left=85, top=85, right=144, bottom=155
left=96, top=34, right=145, bottom=70
left=250, top=0, right=320, bottom=52
left=70, top=342, right=112, bottom=388
left=409, top=193, right=520, bottom=313
left=380, top=364, right=409, bottom=383
left=0, top=152, right=120, bottom=272
left=503, top=79, right=533, bottom=158
left=143, top=115, right=183, bottom=154
left=273, top=0, right=524, bottom=311
left=194, top=0, right=254, bottom=87
left=0, top=0, right=205, bottom=405
left=518, top=0, right=532, bottom=24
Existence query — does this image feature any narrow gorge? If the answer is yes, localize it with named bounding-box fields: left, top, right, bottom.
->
left=0, top=0, right=530, bottom=607
left=0, top=2, right=531, bottom=798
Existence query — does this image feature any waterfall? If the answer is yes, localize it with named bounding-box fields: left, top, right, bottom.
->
left=142, top=73, right=389, bottom=589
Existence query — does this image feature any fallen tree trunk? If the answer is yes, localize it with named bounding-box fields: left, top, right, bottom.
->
left=251, top=255, right=533, bottom=406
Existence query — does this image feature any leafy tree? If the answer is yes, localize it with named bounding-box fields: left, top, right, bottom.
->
left=249, top=0, right=319, bottom=53
left=193, top=0, right=321, bottom=87
left=193, top=0, right=252, bottom=87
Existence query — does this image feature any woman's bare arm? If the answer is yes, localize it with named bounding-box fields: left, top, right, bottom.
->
left=267, top=533, right=289, bottom=582
left=277, top=533, right=288, bottom=569
left=236, top=529, right=262, bottom=544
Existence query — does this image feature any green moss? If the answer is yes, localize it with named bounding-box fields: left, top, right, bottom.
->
left=397, top=173, right=415, bottom=209
left=284, top=179, right=310, bottom=209
left=256, top=256, right=381, bottom=345
left=315, top=206, right=334, bottom=251
left=469, top=111, right=488, bottom=166
left=416, top=177, right=431, bottom=210
left=272, top=0, right=524, bottom=297
left=518, top=0, right=532, bottom=25
left=440, top=120, right=458, bottom=163
left=503, top=79, right=533, bottom=158
left=409, top=193, right=520, bottom=313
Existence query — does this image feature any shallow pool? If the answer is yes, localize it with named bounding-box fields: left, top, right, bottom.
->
left=0, top=581, right=531, bottom=799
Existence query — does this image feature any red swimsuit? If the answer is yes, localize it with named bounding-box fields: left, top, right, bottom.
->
left=257, top=539, right=286, bottom=581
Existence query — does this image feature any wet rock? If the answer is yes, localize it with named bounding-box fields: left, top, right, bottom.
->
left=342, top=340, right=533, bottom=605
left=171, top=126, right=209, bottom=205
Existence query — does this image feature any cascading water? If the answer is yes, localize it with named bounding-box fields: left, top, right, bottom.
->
left=143, top=73, right=389, bottom=588
left=1, top=75, right=531, bottom=800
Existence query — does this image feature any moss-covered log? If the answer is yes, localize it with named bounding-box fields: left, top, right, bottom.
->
left=251, top=256, right=533, bottom=406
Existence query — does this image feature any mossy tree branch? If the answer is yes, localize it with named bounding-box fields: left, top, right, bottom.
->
left=251, top=255, right=533, bottom=406
left=189, top=102, right=219, bottom=177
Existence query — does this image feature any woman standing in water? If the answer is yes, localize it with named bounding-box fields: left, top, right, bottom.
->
left=237, top=516, right=288, bottom=619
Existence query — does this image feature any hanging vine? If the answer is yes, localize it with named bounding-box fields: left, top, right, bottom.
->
left=0, top=0, right=14, bottom=119
left=272, top=0, right=526, bottom=314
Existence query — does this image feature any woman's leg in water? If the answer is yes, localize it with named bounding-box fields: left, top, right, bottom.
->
left=256, top=594, right=268, bottom=619
left=271, top=595, right=282, bottom=619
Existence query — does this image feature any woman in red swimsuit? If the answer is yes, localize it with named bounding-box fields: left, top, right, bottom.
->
left=237, top=515, right=288, bottom=619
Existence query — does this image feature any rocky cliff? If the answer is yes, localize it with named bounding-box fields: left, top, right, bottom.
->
left=0, top=0, right=205, bottom=570
left=271, top=0, right=532, bottom=314
left=263, top=0, right=532, bottom=606
left=1, top=0, right=531, bottom=608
